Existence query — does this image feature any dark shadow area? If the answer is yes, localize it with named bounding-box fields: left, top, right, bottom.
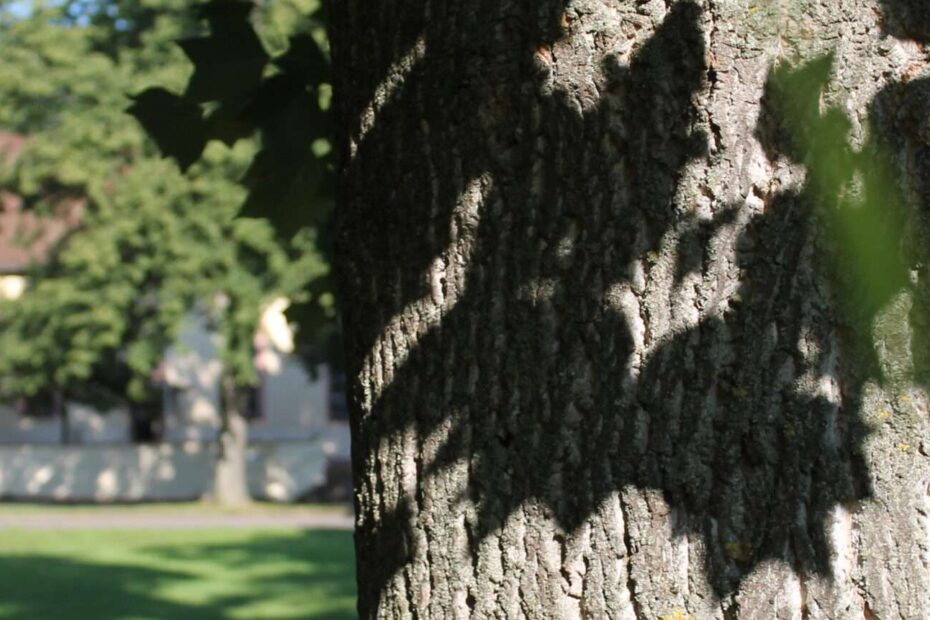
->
left=878, top=0, right=930, bottom=42
left=0, top=556, right=202, bottom=620
left=0, top=530, right=356, bottom=619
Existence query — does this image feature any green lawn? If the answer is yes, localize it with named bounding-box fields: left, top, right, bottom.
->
left=0, top=501, right=345, bottom=516
left=0, top=528, right=356, bottom=619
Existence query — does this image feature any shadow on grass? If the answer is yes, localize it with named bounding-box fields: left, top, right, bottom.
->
left=0, top=529, right=356, bottom=620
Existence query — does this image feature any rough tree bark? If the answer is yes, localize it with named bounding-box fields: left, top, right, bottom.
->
left=332, top=0, right=930, bottom=617
left=211, top=375, right=251, bottom=507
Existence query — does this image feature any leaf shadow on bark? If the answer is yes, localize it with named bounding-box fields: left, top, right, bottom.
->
left=331, top=0, right=930, bottom=611
left=878, top=0, right=930, bottom=43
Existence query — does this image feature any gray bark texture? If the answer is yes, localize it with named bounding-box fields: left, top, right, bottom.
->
left=332, top=0, right=930, bottom=617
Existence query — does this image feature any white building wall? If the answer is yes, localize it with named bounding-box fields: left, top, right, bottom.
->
left=161, top=304, right=339, bottom=444
left=0, top=300, right=350, bottom=502
left=0, top=403, right=131, bottom=445
left=162, top=315, right=225, bottom=443
left=250, top=360, right=330, bottom=441
left=67, top=404, right=132, bottom=444
left=0, top=405, right=61, bottom=444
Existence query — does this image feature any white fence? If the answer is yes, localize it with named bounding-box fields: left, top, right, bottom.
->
left=0, top=441, right=330, bottom=502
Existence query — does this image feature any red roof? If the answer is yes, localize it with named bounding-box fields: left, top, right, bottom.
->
left=0, top=132, right=25, bottom=166
left=0, top=131, right=84, bottom=273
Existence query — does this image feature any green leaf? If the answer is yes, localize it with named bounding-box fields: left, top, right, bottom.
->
left=126, top=87, right=207, bottom=171
left=274, top=34, right=330, bottom=86
left=179, top=26, right=268, bottom=102
left=205, top=98, right=256, bottom=147
left=239, top=148, right=330, bottom=236
left=196, top=0, right=256, bottom=34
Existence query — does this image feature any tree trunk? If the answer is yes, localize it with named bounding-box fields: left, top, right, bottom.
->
left=332, top=1, right=930, bottom=617
left=211, top=375, right=251, bottom=507
left=56, top=391, right=71, bottom=446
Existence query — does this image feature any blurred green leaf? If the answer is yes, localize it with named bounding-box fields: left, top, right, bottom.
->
left=127, top=87, right=207, bottom=171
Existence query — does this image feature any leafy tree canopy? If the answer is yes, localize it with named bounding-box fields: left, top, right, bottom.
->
left=0, top=0, right=334, bottom=413
left=126, top=0, right=334, bottom=236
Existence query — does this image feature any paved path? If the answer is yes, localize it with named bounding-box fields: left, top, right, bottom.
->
left=0, top=510, right=355, bottom=530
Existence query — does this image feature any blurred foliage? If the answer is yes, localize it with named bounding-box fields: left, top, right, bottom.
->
left=125, top=0, right=339, bottom=370
left=126, top=0, right=333, bottom=237
left=761, top=54, right=918, bottom=385
left=0, top=0, right=335, bottom=415
left=763, top=55, right=908, bottom=306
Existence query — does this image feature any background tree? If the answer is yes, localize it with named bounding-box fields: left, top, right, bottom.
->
left=0, top=0, right=333, bottom=505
